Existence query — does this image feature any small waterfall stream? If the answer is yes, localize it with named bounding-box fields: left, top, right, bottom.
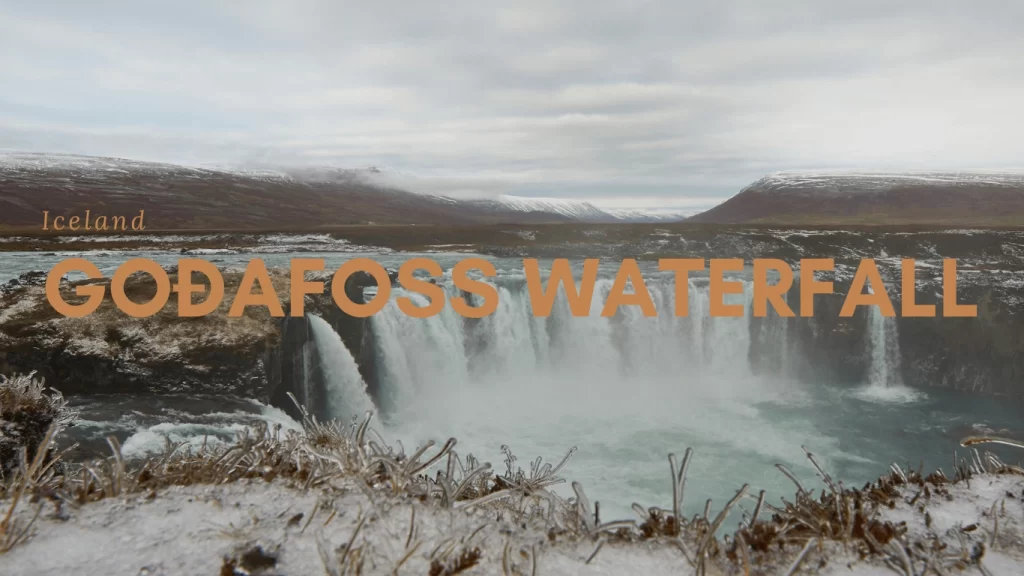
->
left=308, top=315, right=375, bottom=422
left=867, top=304, right=903, bottom=389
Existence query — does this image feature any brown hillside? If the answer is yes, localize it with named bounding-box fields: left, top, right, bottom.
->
left=689, top=172, right=1024, bottom=226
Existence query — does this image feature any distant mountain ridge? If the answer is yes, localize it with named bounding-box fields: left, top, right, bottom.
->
left=461, top=195, right=694, bottom=222
left=689, top=170, right=1024, bottom=226
left=601, top=207, right=700, bottom=222
left=0, top=152, right=680, bottom=230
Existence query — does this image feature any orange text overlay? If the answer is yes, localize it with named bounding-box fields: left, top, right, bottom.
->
left=44, top=257, right=977, bottom=319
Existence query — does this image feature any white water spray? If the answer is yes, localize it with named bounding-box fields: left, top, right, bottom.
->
left=369, top=274, right=763, bottom=421
left=365, top=270, right=856, bottom=520
left=308, top=315, right=375, bottom=422
left=370, top=286, right=472, bottom=417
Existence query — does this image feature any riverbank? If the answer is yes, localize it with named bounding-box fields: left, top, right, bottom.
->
left=7, top=466, right=1021, bottom=575
left=2, top=396, right=1021, bottom=575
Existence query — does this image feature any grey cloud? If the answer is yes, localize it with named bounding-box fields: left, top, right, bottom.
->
left=1, top=1, right=1023, bottom=204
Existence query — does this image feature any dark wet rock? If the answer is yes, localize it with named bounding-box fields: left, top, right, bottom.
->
left=894, top=282, right=1024, bottom=397
left=748, top=255, right=1024, bottom=398
left=221, top=542, right=280, bottom=576
left=0, top=269, right=285, bottom=402
left=0, top=265, right=381, bottom=423
left=1, top=271, right=49, bottom=297
left=266, top=269, right=382, bottom=422
left=17, top=270, right=47, bottom=286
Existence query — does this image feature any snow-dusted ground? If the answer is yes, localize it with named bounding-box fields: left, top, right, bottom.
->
left=5, top=471, right=1022, bottom=575
left=868, top=473, right=1024, bottom=575
left=2, top=478, right=685, bottom=576
left=879, top=473, right=1024, bottom=573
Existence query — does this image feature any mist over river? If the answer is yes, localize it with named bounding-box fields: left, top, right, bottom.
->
left=2, top=246, right=1022, bottom=521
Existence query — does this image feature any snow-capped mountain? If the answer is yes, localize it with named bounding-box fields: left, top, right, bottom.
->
left=746, top=170, right=1024, bottom=194
left=689, top=170, right=1024, bottom=225
left=0, top=152, right=494, bottom=228
left=0, top=152, right=408, bottom=185
left=600, top=207, right=701, bottom=222
left=0, top=151, right=164, bottom=171
left=463, top=196, right=694, bottom=223
left=468, top=195, right=614, bottom=222
left=0, top=152, right=690, bottom=228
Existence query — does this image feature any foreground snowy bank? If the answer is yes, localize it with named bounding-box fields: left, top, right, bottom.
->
left=4, top=470, right=1024, bottom=575
left=3, top=411, right=1023, bottom=576
left=3, top=479, right=688, bottom=575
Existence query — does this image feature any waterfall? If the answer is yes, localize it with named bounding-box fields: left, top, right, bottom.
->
left=779, top=307, right=791, bottom=377
left=469, top=282, right=548, bottom=380
left=687, top=279, right=755, bottom=377
left=368, top=273, right=763, bottom=418
left=751, top=293, right=795, bottom=378
left=301, top=337, right=314, bottom=409
left=867, top=305, right=902, bottom=388
left=370, top=285, right=472, bottom=417
left=308, top=315, right=375, bottom=422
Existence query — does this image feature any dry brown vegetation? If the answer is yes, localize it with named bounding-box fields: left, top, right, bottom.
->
left=1, top=377, right=1022, bottom=573
left=0, top=373, right=76, bottom=479
left=0, top=373, right=76, bottom=552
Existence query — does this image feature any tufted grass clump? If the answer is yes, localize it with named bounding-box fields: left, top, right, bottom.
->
left=0, top=373, right=77, bottom=481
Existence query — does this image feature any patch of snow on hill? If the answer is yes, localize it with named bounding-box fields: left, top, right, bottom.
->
left=749, top=170, right=1024, bottom=194
left=0, top=152, right=206, bottom=176
left=481, top=196, right=702, bottom=222
left=601, top=207, right=694, bottom=222
left=491, top=195, right=613, bottom=221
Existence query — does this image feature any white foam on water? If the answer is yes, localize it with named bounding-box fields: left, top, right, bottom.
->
left=851, top=384, right=926, bottom=404
left=117, top=402, right=303, bottom=460
left=248, top=399, right=304, bottom=432
left=121, top=422, right=248, bottom=459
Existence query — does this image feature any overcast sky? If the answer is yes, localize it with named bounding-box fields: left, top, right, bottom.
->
left=2, top=1, right=1023, bottom=209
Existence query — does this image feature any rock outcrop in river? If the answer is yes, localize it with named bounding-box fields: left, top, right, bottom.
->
left=0, top=269, right=286, bottom=400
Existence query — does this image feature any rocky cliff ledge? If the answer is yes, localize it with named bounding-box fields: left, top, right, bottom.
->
left=748, top=268, right=1024, bottom=398
left=0, top=268, right=384, bottom=422
left=2, top=227, right=1024, bottom=407
left=0, top=270, right=289, bottom=400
